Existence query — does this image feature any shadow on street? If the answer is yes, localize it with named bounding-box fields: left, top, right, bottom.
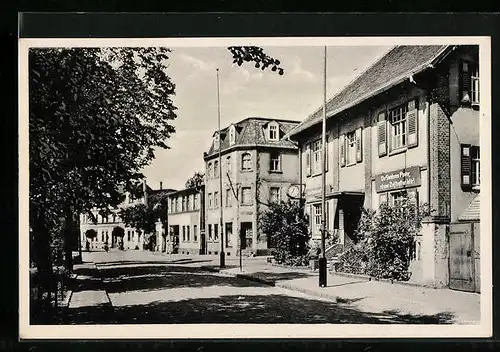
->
left=62, top=293, right=457, bottom=325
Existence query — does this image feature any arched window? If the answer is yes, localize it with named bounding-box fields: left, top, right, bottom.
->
left=226, top=156, right=232, bottom=175
left=241, top=153, right=252, bottom=171
left=207, top=162, right=212, bottom=178
left=214, top=160, right=219, bottom=178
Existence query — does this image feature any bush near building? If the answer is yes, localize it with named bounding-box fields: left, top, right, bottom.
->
left=337, top=198, right=430, bottom=281
left=260, top=200, right=310, bottom=266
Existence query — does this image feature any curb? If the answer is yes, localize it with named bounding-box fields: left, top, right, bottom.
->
left=329, top=271, right=434, bottom=289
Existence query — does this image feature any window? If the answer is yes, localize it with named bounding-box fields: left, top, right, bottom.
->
left=187, top=226, right=190, bottom=242
left=312, top=140, right=321, bottom=174
left=270, top=187, right=281, bottom=203
left=229, top=126, right=236, bottom=145
left=225, top=222, right=233, bottom=247
left=214, top=191, right=219, bottom=208
left=208, top=224, right=213, bottom=240
left=186, top=195, right=190, bottom=211
left=208, top=193, right=213, bottom=208
left=461, top=144, right=480, bottom=190
left=226, top=156, right=232, bottom=175
left=390, top=190, right=408, bottom=207
left=207, top=162, right=212, bottom=178
left=132, top=231, right=135, bottom=241
left=345, top=131, right=357, bottom=165
left=193, top=194, right=198, bottom=210
left=389, top=104, right=408, bottom=150
left=101, top=231, right=105, bottom=242
left=270, top=152, right=281, bottom=172
left=214, top=160, right=219, bottom=178
left=194, top=225, right=198, bottom=242
left=127, top=231, right=131, bottom=241
left=313, top=204, right=322, bottom=235
left=214, top=224, right=219, bottom=240
left=471, top=63, right=480, bottom=105
left=177, top=198, right=181, bottom=212
left=241, top=187, right=252, bottom=205
left=182, top=226, right=186, bottom=242
left=112, top=214, right=116, bottom=223
left=182, top=196, right=186, bottom=212
left=242, top=153, right=252, bottom=171
left=269, top=124, right=278, bottom=141
left=105, top=231, right=109, bottom=243
left=226, top=188, right=232, bottom=207
left=461, top=61, right=480, bottom=105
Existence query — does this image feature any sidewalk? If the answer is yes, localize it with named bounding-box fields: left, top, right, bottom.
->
left=219, top=261, right=481, bottom=325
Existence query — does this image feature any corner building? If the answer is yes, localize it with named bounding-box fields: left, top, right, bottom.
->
left=288, top=45, right=481, bottom=290
left=203, top=117, right=300, bottom=257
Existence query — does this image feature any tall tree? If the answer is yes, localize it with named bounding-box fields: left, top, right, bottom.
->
left=185, top=171, right=205, bottom=189
left=29, top=47, right=177, bottom=272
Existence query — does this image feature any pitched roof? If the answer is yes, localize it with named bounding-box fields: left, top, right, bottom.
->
left=458, top=194, right=480, bottom=221
left=205, top=117, right=299, bottom=158
left=288, top=45, right=451, bottom=138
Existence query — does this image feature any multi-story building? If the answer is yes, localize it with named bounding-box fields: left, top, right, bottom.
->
left=203, top=117, right=301, bottom=256
left=80, top=181, right=175, bottom=251
left=287, top=45, right=481, bottom=290
left=166, top=186, right=205, bottom=255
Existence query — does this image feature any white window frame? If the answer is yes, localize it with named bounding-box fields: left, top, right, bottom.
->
left=270, top=152, right=281, bottom=172
left=270, top=187, right=281, bottom=203
left=241, top=187, right=252, bottom=205
left=213, top=133, right=220, bottom=150
left=312, top=140, right=321, bottom=175
left=229, top=126, right=236, bottom=145
left=214, top=191, right=219, bottom=208
left=389, top=104, right=409, bottom=150
left=313, top=204, right=322, bottom=235
left=242, top=153, right=252, bottom=171
left=471, top=146, right=480, bottom=189
left=208, top=193, right=213, bottom=208
left=269, top=123, right=278, bottom=141
left=226, top=156, right=232, bottom=175
left=345, top=131, right=356, bottom=166
left=207, top=162, right=212, bottom=178
left=471, top=63, right=480, bottom=105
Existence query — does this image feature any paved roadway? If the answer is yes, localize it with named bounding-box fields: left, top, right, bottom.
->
left=65, top=250, right=401, bottom=324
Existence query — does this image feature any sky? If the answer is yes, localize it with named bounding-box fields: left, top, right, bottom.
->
left=141, top=45, right=393, bottom=190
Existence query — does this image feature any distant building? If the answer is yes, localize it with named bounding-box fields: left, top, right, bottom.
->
left=165, top=185, right=205, bottom=255
left=288, top=45, right=481, bottom=290
left=79, top=180, right=176, bottom=251
left=203, top=117, right=301, bottom=257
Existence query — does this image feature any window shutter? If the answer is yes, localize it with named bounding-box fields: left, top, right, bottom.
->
left=305, top=144, right=311, bottom=177
left=339, top=134, right=346, bottom=167
left=461, top=144, right=472, bottom=190
left=377, top=112, right=387, bottom=157
left=460, top=60, right=471, bottom=104
left=407, top=99, right=419, bottom=148
left=355, top=128, right=363, bottom=162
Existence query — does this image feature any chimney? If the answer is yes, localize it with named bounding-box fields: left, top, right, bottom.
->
left=160, top=181, right=163, bottom=190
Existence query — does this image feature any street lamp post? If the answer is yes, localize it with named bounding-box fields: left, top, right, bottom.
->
left=319, top=46, right=328, bottom=288
left=216, top=68, right=225, bottom=269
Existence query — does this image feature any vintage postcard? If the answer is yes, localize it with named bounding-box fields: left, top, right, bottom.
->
left=19, top=36, right=492, bottom=339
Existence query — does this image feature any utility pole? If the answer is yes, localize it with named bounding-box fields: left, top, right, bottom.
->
left=319, top=46, right=328, bottom=288
left=227, top=172, right=241, bottom=271
left=216, top=69, right=225, bottom=269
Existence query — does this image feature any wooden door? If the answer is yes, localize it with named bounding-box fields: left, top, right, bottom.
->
left=449, top=223, right=475, bottom=292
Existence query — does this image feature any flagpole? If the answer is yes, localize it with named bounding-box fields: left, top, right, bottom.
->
left=217, top=68, right=226, bottom=269
left=319, top=46, right=328, bottom=288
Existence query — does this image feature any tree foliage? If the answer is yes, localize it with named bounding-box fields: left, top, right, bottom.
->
left=29, top=47, right=177, bottom=271
left=259, top=201, right=310, bottom=266
left=228, top=46, right=284, bottom=75
left=337, top=198, right=431, bottom=281
left=185, top=171, right=205, bottom=189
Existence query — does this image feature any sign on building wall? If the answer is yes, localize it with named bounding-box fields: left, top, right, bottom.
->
left=374, top=166, right=421, bottom=193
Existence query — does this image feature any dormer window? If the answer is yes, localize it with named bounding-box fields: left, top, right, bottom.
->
left=213, top=133, right=220, bottom=150
left=268, top=122, right=279, bottom=141
left=229, top=125, right=236, bottom=145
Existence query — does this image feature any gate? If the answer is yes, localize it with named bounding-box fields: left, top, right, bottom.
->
left=449, top=222, right=479, bottom=293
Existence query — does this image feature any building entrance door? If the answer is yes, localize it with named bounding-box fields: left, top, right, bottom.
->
left=449, top=222, right=477, bottom=292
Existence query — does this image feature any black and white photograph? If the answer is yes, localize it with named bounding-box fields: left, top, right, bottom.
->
left=19, top=36, right=492, bottom=339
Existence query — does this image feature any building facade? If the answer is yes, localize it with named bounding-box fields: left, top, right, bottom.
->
left=79, top=181, right=175, bottom=251
left=166, top=186, right=205, bottom=255
left=288, top=45, right=481, bottom=288
left=203, top=117, right=301, bottom=257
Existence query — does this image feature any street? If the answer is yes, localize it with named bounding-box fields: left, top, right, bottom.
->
left=55, top=250, right=479, bottom=325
